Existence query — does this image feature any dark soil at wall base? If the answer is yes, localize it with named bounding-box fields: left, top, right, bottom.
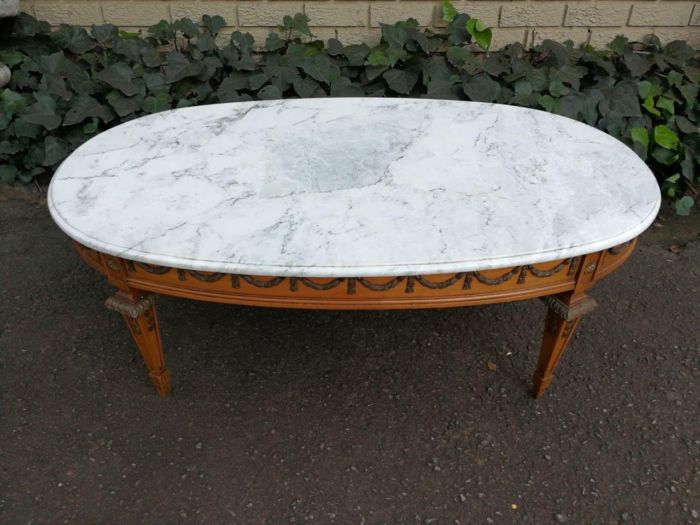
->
left=0, top=195, right=698, bottom=524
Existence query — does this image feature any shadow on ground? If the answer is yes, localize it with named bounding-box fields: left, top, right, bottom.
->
left=1, top=199, right=698, bottom=524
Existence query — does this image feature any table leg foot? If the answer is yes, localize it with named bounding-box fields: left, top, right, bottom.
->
left=105, top=291, right=171, bottom=397
left=532, top=293, right=597, bottom=399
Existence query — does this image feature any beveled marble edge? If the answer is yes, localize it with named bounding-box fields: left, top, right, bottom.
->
left=51, top=195, right=659, bottom=277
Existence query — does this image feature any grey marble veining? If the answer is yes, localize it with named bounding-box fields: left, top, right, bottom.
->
left=48, top=98, right=661, bottom=277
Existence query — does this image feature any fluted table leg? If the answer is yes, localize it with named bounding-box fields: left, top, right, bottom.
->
left=105, top=291, right=171, bottom=397
left=533, top=292, right=597, bottom=399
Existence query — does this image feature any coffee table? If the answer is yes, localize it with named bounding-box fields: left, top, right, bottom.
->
left=48, top=98, right=661, bottom=398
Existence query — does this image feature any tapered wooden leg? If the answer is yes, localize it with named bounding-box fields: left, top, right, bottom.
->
left=105, top=291, right=171, bottom=397
left=532, top=292, right=597, bottom=399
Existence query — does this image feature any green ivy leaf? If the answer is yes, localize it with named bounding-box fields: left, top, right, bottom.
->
left=96, top=63, right=140, bottom=96
left=385, top=47, right=409, bottom=66
left=300, top=55, right=338, bottom=84
left=642, top=96, right=661, bottom=117
left=216, top=77, right=240, bottom=102
left=1, top=89, right=27, bottom=117
left=548, top=79, right=567, bottom=98
left=606, top=35, right=629, bottom=56
left=330, top=77, right=364, bottom=97
left=556, top=93, right=584, bottom=120
left=442, top=0, right=458, bottom=23
left=292, top=76, right=321, bottom=98
left=466, top=18, right=492, bottom=51
left=265, top=33, right=285, bottom=52
left=651, top=146, right=677, bottom=165
left=203, top=15, right=226, bottom=36
left=0, top=50, right=25, bottom=67
left=118, top=29, right=141, bottom=40
left=257, top=85, right=282, bottom=100
left=20, top=95, right=61, bottom=130
left=83, top=119, right=98, bottom=134
left=42, top=136, right=69, bottom=166
left=164, top=52, right=204, bottom=83
left=603, top=81, right=641, bottom=117
left=173, top=18, right=199, bottom=38
left=0, top=141, right=23, bottom=155
left=446, top=46, right=472, bottom=66
left=446, top=13, right=470, bottom=45
left=62, top=61, right=95, bottom=95
left=195, top=32, right=217, bottom=53
left=678, top=82, right=699, bottom=107
left=667, top=70, right=683, bottom=87
left=11, top=118, right=42, bottom=139
left=365, top=65, right=388, bottom=81
left=514, top=80, right=533, bottom=96
left=13, top=13, right=49, bottom=38
left=91, top=23, right=118, bottom=43
left=231, top=31, right=255, bottom=54
left=622, top=51, right=652, bottom=78
left=220, top=72, right=250, bottom=92
left=367, top=49, right=391, bottom=67
left=676, top=116, right=698, bottom=135
left=426, top=79, right=459, bottom=99
left=248, top=70, right=269, bottom=90
left=36, top=52, right=67, bottom=76
left=537, top=94, right=556, bottom=112
left=278, top=15, right=294, bottom=33
left=63, top=95, right=113, bottom=126
left=381, top=24, right=410, bottom=50
left=655, top=96, right=674, bottom=115
left=463, top=74, right=501, bottom=102
left=49, top=25, right=96, bottom=54
left=654, top=125, right=680, bottom=150
left=292, top=13, right=311, bottom=36
left=326, top=38, right=344, bottom=56
left=674, top=195, right=694, bottom=216
left=663, top=41, right=694, bottom=68
left=106, top=91, right=143, bottom=117
left=636, top=80, right=662, bottom=100
left=143, top=92, right=171, bottom=114
left=630, top=127, right=649, bottom=155
left=382, top=68, right=419, bottom=95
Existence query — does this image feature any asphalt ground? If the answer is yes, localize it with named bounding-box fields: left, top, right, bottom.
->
left=1, top=194, right=698, bottom=524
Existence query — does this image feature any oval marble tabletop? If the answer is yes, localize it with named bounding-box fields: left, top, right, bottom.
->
left=48, top=98, right=661, bottom=277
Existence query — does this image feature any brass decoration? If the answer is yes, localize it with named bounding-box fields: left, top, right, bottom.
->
left=290, top=277, right=345, bottom=292
left=187, top=270, right=225, bottom=282
left=231, top=275, right=286, bottom=288
left=584, top=263, right=597, bottom=274
left=541, top=294, right=597, bottom=321
left=105, top=293, right=157, bottom=318
left=127, top=259, right=577, bottom=295
left=134, top=263, right=171, bottom=275
left=406, top=274, right=465, bottom=293
left=472, top=267, right=521, bottom=286
left=106, top=259, right=120, bottom=272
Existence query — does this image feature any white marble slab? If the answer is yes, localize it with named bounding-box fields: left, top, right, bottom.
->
left=48, top=98, right=661, bottom=277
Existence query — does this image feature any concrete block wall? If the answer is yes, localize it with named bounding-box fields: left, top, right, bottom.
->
left=18, top=0, right=700, bottom=49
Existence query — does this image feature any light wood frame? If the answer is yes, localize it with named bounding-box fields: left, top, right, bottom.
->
left=73, top=239, right=637, bottom=399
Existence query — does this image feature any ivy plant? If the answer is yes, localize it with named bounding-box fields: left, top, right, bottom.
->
left=0, top=7, right=697, bottom=214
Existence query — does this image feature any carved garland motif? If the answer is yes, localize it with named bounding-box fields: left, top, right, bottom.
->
left=128, top=258, right=579, bottom=295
